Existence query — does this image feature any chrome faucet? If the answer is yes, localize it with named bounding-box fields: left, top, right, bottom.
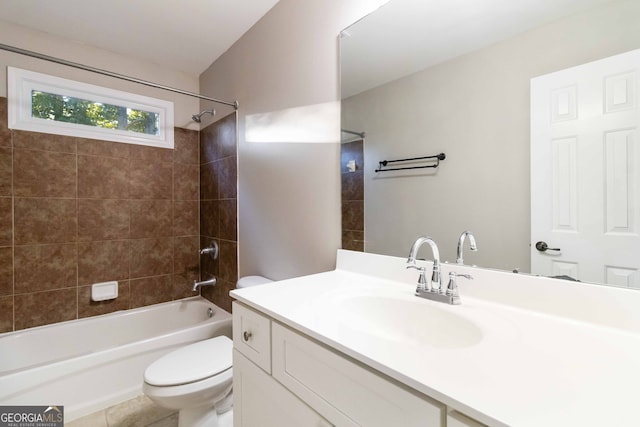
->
left=456, top=230, right=477, bottom=265
left=193, top=242, right=219, bottom=292
left=406, top=236, right=442, bottom=293
left=193, top=277, right=217, bottom=292
left=407, top=236, right=467, bottom=305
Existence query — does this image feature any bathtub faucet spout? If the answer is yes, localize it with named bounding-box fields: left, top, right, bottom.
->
left=192, top=277, right=217, bottom=292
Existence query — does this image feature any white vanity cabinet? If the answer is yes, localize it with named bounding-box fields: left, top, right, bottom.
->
left=229, top=249, right=640, bottom=426
left=233, top=350, right=332, bottom=426
left=232, top=303, right=331, bottom=427
left=233, top=302, right=487, bottom=427
left=270, top=321, right=445, bottom=426
left=232, top=301, right=272, bottom=373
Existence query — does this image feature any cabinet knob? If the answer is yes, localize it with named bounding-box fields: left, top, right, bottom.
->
left=243, top=331, right=252, bottom=342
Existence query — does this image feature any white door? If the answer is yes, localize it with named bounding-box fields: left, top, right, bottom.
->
left=531, top=49, right=640, bottom=288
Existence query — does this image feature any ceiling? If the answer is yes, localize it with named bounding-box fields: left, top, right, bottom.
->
left=0, top=0, right=281, bottom=76
left=340, top=0, right=617, bottom=98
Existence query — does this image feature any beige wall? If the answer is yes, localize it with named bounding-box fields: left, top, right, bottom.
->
left=342, top=0, right=640, bottom=272
left=0, top=20, right=200, bottom=130
left=200, top=0, right=388, bottom=280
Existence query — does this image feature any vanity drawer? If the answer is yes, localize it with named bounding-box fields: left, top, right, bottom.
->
left=232, top=302, right=271, bottom=373
left=272, top=322, right=445, bottom=427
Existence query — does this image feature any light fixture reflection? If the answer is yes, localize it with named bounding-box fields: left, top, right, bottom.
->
left=245, top=101, right=340, bottom=143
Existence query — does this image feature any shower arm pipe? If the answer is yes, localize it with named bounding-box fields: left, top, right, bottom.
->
left=0, top=43, right=239, bottom=110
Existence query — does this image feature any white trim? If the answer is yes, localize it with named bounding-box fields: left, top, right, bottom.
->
left=7, top=67, right=174, bottom=148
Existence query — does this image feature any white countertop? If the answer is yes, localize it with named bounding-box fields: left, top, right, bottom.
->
left=230, top=250, right=640, bottom=427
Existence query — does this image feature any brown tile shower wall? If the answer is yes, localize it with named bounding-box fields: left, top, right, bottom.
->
left=199, top=112, right=238, bottom=313
left=341, top=140, right=364, bottom=252
left=0, top=97, right=201, bottom=332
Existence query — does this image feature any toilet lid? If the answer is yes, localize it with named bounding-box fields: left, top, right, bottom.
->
left=144, top=336, right=233, bottom=386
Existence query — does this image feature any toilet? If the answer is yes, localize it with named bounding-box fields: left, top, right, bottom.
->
left=143, top=276, right=272, bottom=427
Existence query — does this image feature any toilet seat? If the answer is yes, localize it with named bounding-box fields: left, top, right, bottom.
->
left=143, top=367, right=233, bottom=411
left=144, top=336, right=233, bottom=387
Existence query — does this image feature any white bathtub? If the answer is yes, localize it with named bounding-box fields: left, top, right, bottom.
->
left=0, top=296, right=232, bottom=422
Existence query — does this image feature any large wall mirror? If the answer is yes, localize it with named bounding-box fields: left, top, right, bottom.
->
left=340, top=0, right=640, bottom=289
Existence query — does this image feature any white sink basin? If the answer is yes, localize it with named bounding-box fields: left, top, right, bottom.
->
left=325, top=293, right=484, bottom=349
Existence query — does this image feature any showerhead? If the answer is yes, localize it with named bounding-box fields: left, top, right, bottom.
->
left=192, top=108, right=216, bottom=123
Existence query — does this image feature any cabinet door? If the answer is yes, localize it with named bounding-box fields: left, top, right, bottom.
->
left=233, top=350, right=332, bottom=427
left=271, top=323, right=445, bottom=427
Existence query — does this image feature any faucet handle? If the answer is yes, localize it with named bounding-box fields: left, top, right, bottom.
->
left=446, top=272, right=473, bottom=297
left=407, top=263, right=429, bottom=292
left=200, top=241, right=219, bottom=260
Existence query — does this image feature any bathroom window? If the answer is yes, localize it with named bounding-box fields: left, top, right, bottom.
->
left=8, top=67, right=174, bottom=148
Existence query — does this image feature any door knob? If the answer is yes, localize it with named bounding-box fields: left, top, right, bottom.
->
left=535, top=241, right=560, bottom=252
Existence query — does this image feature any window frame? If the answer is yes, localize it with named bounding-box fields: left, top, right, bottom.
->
left=8, top=67, right=174, bottom=148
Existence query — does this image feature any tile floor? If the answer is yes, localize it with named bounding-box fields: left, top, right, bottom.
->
left=66, top=395, right=178, bottom=427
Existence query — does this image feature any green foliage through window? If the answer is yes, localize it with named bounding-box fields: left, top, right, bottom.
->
left=31, top=90, right=159, bottom=135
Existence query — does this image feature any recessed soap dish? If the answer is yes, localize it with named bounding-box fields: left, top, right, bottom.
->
left=91, top=281, right=118, bottom=301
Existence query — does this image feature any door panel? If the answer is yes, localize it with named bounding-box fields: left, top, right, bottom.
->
left=531, top=49, right=640, bottom=288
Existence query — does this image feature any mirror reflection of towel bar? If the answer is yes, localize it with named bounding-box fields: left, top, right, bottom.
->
left=341, top=128, right=365, bottom=138
left=376, top=152, right=445, bottom=172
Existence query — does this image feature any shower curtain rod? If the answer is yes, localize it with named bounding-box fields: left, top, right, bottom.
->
left=0, top=43, right=239, bottom=110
